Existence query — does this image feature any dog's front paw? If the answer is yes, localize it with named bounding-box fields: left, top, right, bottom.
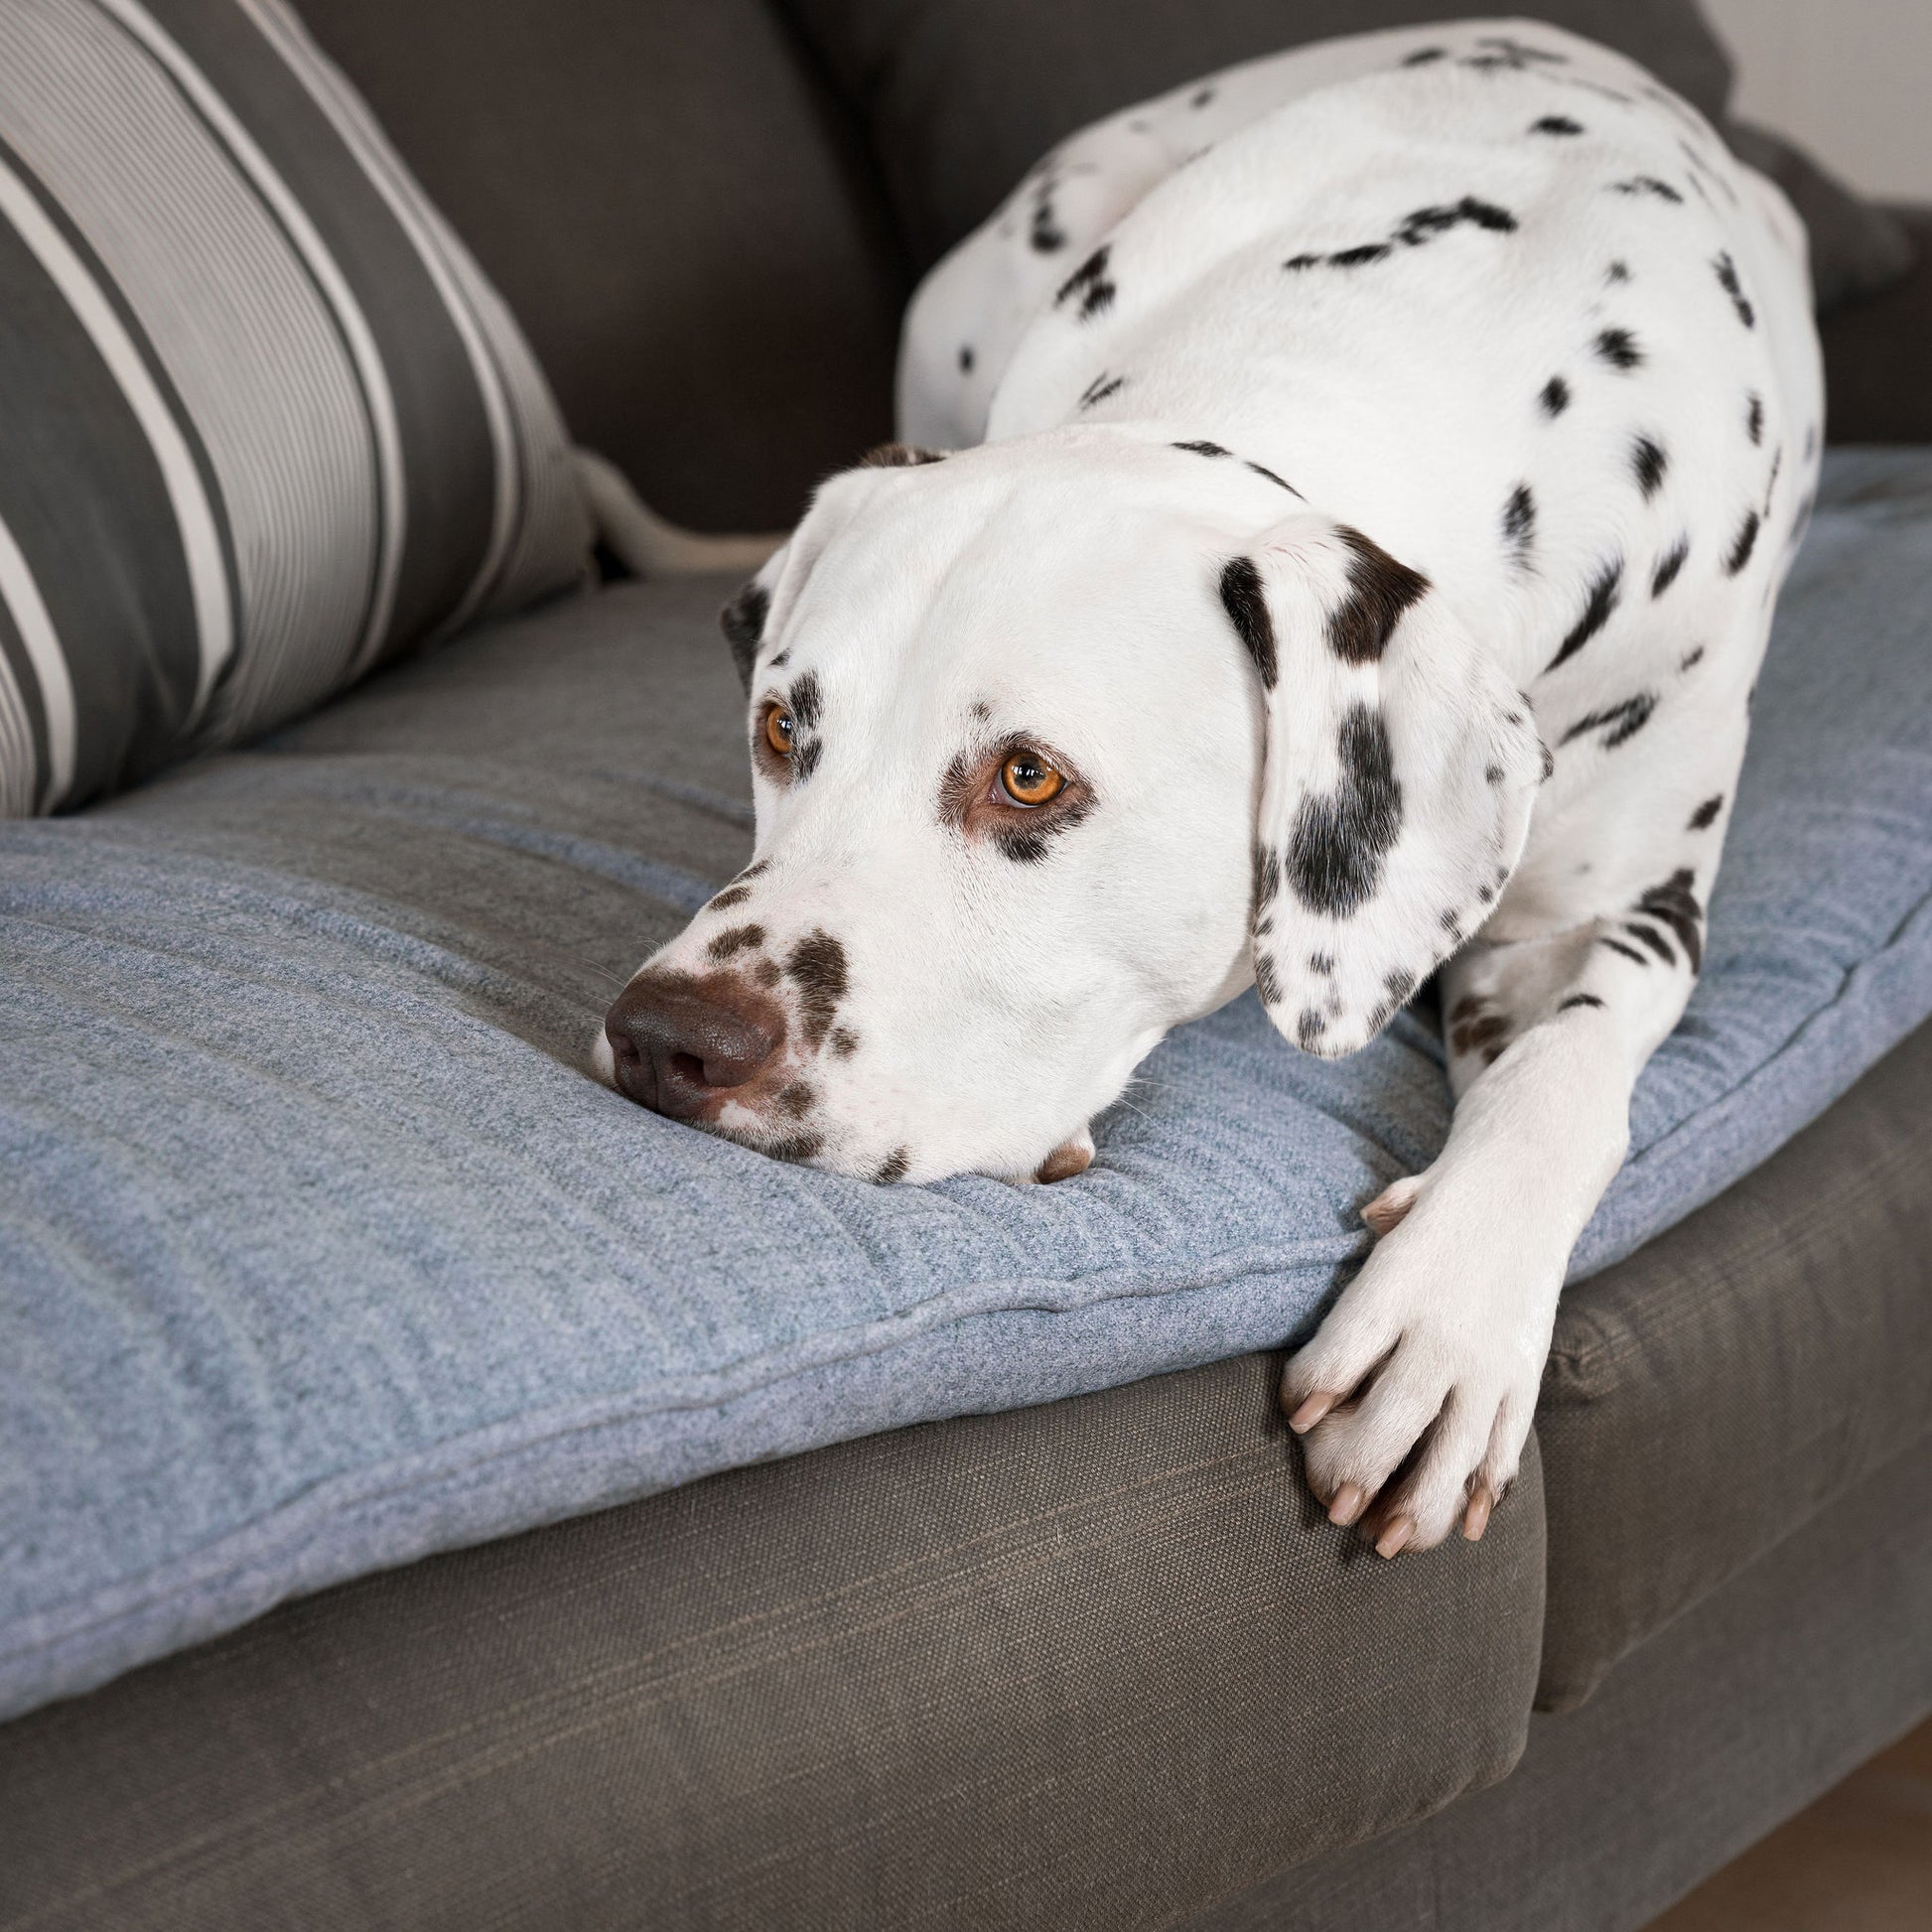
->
left=1281, top=1172, right=1564, bottom=1556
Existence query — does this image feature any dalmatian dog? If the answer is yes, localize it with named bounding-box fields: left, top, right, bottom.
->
left=597, top=19, right=1823, bottom=1559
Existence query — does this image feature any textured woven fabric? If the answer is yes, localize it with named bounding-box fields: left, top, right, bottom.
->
left=0, top=0, right=589, bottom=816
left=1, top=450, right=1930, bottom=1723
left=0, top=1363, right=1544, bottom=1932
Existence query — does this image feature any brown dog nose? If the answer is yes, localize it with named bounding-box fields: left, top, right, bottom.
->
left=605, top=977, right=782, bottom=1119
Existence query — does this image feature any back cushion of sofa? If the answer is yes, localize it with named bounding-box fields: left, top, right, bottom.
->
left=0, top=0, right=590, bottom=817
left=299, top=0, right=909, bottom=534
left=786, top=0, right=1910, bottom=311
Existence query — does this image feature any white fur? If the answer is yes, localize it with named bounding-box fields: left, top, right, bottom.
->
left=606, top=20, right=1823, bottom=1551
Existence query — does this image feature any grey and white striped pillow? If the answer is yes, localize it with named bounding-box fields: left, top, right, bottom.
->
left=0, top=0, right=592, bottom=817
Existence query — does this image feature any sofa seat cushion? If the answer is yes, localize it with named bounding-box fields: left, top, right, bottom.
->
left=3, top=451, right=1932, bottom=1722
left=0, top=1359, right=1546, bottom=1931
left=1537, top=1017, right=1932, bottom=1711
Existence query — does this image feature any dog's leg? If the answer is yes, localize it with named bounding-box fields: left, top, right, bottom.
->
left=1281, top=892, right=1708, bottom=1554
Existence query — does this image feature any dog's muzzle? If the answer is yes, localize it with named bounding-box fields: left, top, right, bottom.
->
left=605, top=977, right=782, bottom=1121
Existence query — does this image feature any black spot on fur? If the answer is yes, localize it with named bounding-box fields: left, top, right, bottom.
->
left=1639, top=869, right=1704, bottom=972
left=1055, top=245, right=1116, bottom=320
left=1600, top=935, right=1650, bottom=967
left=767, top=650, right=789, bottom=669
left=1485, top=763, right=1504, bottom=784
left=1594, top=328, right=1643, bottom=370
left=1713, top=251, right=1755, bottom=327
left=1393, top=198, right=1518, bottom=248
left=1725, top=509, right=1761, bottom=575
left=1254, top=952, right=1283, bottom=1006
left=1246, top=459, right=1301, bottom=494
left=1251, top=842, right=1283, bottom=915
left=1502, top=483, right=1536, bottom=566
left=1309, top=951, right=1334, bottom=975
left=1651, top=535, right=1690, bottom=598
left=1625, top=920, right=1677, bottom=965
left=793, top=738, right=823, bottom=783
left=1559, top=993, right=1605, bottom=1012
left=1296, top=1008, right=1326, bottom=1047
left=1680, top=645, right=1705, bottom=670
left=1191, top=85, right=1215, bottom=107
left=1285, top=704, right=1403, bottom=917
left=1539, top=374, right=1572, bottom=418
left=992, top=791, right=1092, bottom=866
left=1532, top=114, right=1584, bottom=135
left=786, top=930, right=849, bottom=1049
left=707, top=923, right=765, bottom=961
left=788, top=671, right=822, bottom=730
left=708, top=885, right=753, bottom=911
left=1402, top=46, right=1446, bottom=65
left=1688, top=794, right=1724, bottom=830
left=1609, top=175, right=1683, bottom=204
left=776, top=1080, right=816, bottom=1119
left=1384, top=969, right=1416, bottom=1005
left=1029, top=200, right=1066, bottom=253
left=1631, top=435, right=1668, bottom=498
left=875, top=1148, right=910, bottom=1185
left=959, top=345, right=975, bottom=372
left=1173, top=439, right=1230, bottom=457
left=829, top=1026, right=859, bottom=1058
left=720, top=581, right=768, bottom=692
left=1746, top=391, right=1764, bottom=445
left=1560, top=691, right=1656, bottom=750
left=1079, top=371, right=1127, bottom=408
left=1328, top=527, right=1430, bottom=663
left=1284, top=252, right=1322, bottom=271
left=1219, top=556, right=1276, bottom=686
left=1329, top=241, right=1393, bottom=268
left=1547, top=558, right=1623, bottom=671
left=1605, top=259, right=1631, bottom=283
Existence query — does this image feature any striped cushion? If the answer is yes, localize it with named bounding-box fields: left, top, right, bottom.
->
left=0, top=0, right=591, bottom=816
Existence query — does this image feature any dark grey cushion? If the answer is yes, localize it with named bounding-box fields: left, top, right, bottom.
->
left=0, top=1357, right=1544, bottom=1932
left=783, top=0, right=1911, bottom=311
left=300, top=0, right=907, bottom=532
left=1190, top=1432, right=1932, bottom=1932
left=1536, top=1018, right=1932, bottom=1711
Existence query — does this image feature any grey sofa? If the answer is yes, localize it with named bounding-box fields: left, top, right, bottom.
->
left=4, top=4, right=1931, bottom=1927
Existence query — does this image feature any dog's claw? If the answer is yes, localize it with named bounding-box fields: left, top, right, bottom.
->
left=1289, top=1390, right=1337, bottom=1434
left=1462, top=1487, right=1494, bottom=1542
left=1374, top=1515, right=1414, bottom=1559
left=1361, top=1174, right=1423, bottom=1237
left=1327, top=1480, right=1368, bottom=1526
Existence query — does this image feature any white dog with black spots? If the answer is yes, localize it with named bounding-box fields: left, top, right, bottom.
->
left=597, top=19, right=1823, bottom=1561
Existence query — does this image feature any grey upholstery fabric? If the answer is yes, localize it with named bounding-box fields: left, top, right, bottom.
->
left=299, top=0, right=906, bottom=531
left=1188, top=1433, right=1932, bottom=1932
left=0, top=1357, right=1544, bottom=1932
left=1822, top=207, right=1932, bottom=444
left=1536, top=1018, right=1932, bottom=1711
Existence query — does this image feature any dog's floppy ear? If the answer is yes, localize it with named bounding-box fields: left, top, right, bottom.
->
left=719, top=542, right=791, bottom=694
left=1224, top=515, right=1547, bottom=1056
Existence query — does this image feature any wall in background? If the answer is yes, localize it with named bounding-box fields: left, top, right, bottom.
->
left=1704, top=0, right=1932, bottom=200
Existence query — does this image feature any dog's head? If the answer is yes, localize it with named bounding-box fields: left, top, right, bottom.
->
left=595, top=428, right=1544, bottom=1183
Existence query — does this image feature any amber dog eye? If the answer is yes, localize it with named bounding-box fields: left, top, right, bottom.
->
left=763, top=705, right=795, bottom=758
left=1000, top=751, right=1065, bottom=807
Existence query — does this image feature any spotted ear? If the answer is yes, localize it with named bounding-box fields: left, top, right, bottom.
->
left=1224, top=515, right=1547, bottom=1056
left=719, top=541, right=791, bottom=694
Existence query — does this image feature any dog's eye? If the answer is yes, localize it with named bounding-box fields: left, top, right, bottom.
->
left=762, top=704, right=795, bottom=758
left=1001, top=752, right=1065, bottom=807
